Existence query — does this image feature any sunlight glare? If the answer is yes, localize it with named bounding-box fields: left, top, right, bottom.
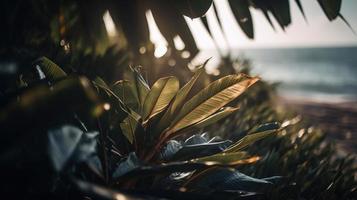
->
left=154, top=45, right=168, bottom=58
left=181, top=50, right=191, bottom=59
left=146, top=10, right=168, bottom=58
left=103, top=10, right=117, bottom=37
left=173, top=36, right=185, bottom=50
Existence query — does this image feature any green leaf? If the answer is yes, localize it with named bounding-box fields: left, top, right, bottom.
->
left=174, top=0, right=213, bottom=19
left=34, top=57, right=67, bottom=81
left=224, top=128, right=278, bottom=153
left=171, top=64, right=206, bottom=115
left=317, top=0, right=341, bottom=20
left=248, top=122, right=280, bottom=134
left=295, top=0, right=307, bottom=21
left=120, top=114, right=139, bottom=144
left=112, top=80, right=140, bottom=112
left=142, top=76, right=179, bottom=122
left=168, top=74, right=259, bottom=135
left=123, top=66, right=150, bottom=108
left=228, top=0, right=254, bottom=39
left=93, top=76, right=109, bottom=89
left=192, top=106, right=239, bottom=130
left=155, top=64, right=206, bottom=134
left=173, top=107, right=239, bottom=137
left=191, top=151, right=253, bottom=165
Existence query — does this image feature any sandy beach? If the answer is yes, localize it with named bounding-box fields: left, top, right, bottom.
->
left=279, top=97, right=357, bottom=156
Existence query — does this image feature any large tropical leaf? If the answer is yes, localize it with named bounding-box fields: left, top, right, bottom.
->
left=142, top=76, right=179, bottom=122
left=270, top=0, right=291, bottom=30
left=156, top=64, right=205, bottom=133
left=317, top=0, right=342, bottom=20
left=167, top=74, right=259, bottom=135
left=188, top=106, right=239, bottom=130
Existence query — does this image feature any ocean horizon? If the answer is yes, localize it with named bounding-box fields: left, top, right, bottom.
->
left=195, top=46, right=357, bottom=103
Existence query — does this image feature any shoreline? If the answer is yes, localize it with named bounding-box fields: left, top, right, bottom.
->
left=278, top=96, right=357, bottom=156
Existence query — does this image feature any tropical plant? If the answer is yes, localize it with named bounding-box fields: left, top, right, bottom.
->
left=0, top=57, right=283, bottom=199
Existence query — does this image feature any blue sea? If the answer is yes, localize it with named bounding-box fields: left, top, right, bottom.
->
left=196, top=46, right=357, bottom=103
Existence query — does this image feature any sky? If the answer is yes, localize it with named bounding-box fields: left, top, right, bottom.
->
left=184, top=0, right=357, bottom=49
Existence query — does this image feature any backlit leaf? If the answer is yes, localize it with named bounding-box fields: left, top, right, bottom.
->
left=224, top=128, right=278, bottom=153
left=142, top=76, right=179, bottom=122
left=156, top=64, right=206, bottom=133
left=168, top=74, right=258, bottom=135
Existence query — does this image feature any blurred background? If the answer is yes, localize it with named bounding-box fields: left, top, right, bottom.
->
left=1, top=0, right=356, bottom=198
left=180, top=0, right=357, bottom=103
left=140, top=0, right=357, bottom=154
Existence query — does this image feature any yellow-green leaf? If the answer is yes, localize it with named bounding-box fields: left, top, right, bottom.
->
left=123, top=66, right=150, bottom=107
left=142, top=76, right=179, bottom=122
left=193, top=106, right=239, bottom=129
left=156, top=65, right=206, bottom=133
left=168, top=74, right=258, bottom=134
left=112, top=80, right=140, bottom=112
left=94, top=77, right=109, bottom=89
left=120, top=113, right=139, bottom=144
left=224, top=130, right=277, bottom=153
left=191, top=152, right=260, bottom=166
left=171, top=66, right=205, bottom=114
left=172, top=107, right=239, bottom=137
left=35, top=57, right=67, bottom=81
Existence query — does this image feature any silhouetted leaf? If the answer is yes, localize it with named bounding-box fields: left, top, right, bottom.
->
left=295, top=0, right=307, bottom=21
left=228, top=0, right=254, bottom=39
left=317, top=0, right=341, bottom=20
left=270, top=0, right=291, bottom=30
left=174, top=0, right=213, bottom=19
